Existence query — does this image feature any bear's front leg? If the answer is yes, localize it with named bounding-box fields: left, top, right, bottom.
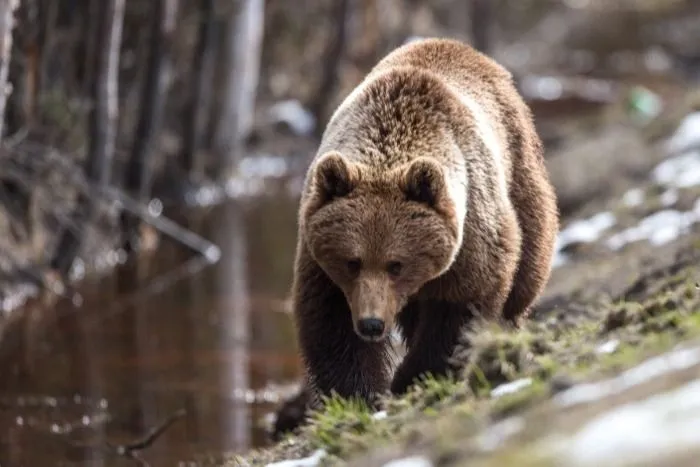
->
left=390, top=300, right=473, bottom=395
left=294, top=252, right=391, bottom=408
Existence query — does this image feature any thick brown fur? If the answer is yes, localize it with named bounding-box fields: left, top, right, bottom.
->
left=272, top=38, right=559, bottom=439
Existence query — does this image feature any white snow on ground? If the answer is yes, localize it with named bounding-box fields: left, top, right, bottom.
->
left=605, top=200, right=700, bottom=250
left=664, top=111, right=700, bottom=155
left=556, top=211, right=617, bottom=248
left=596, top=339, right=620, bottom=355
left=561, top=378, right=700, bottom=467
left=555, top=112, right=700, bottom=266
left=651, top=150, right=700, bottom=189
left=553, top=345, right=700, bottom=408
left=659, top=188, right=679, bottom=206
left=382, top=455, right=434, bottom=467
left=265, top=449, right=327, bottom=467
left=621, top=188, right=644, bottom=207
left=490, top=378, right=533, bottom=398
left=552, top=211, right=616, bottom=267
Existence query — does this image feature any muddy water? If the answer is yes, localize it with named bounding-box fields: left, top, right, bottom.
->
left=0, top=187, right=302, bottom=466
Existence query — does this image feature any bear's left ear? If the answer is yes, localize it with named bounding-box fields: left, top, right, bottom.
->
left=312, top=151, right=357, bottom=203
left=401, top=157, right=447, bottom=208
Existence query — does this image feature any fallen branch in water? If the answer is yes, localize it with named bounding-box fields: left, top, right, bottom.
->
left=109, top=408, right=187, bottom=463
left=67, top=408, right=187, bottom=466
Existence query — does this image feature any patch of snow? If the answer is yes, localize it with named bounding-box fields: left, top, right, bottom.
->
left=554, top=344, right=700, bottom=408
left=621, top=188, right=644, bottom=207
left=265, top=449, right=327, bottom=467
left=605, top=200, right=700, bottom=250
left=652, top=150, right=700, bottom=189
left=596, top=339, right=620, bottom=355
left=490, top=378, right=533, bottom=398
left=659, top=188, right=679, bottom=206
left=268, top=100, right=316, bottom=136
left=383, top=455, right=433, bottom=467
left=553, top=211, right=617, bottom=268
left=556, top=211, right=617, bottom=250
left=561, top=378, right=700, bottom=467
left=372, top=410, right=388, bottom=420
left=665, top=111, right=700, bottom=155
left=475, top=416, right=525, bottom=452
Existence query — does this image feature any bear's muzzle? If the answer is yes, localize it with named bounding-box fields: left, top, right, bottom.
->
left=349, top=274, right=399, bottom=342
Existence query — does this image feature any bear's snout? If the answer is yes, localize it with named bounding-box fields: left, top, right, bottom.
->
left=348, top=275, right=399, bottom=342
left=357, top=318, right=385, bottom=340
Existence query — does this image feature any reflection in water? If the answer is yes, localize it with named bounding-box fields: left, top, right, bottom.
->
left=0, top=189, right=303, bottom=466
left=217, top=202, right=250, bottom=452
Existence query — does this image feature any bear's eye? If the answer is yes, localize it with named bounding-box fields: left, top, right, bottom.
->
left=386, top=261, right=403, bottom=278
left=347, top=259, right=362, bottom=275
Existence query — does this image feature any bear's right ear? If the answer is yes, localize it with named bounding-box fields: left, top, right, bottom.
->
left=312, top=151, right=357, bottom=203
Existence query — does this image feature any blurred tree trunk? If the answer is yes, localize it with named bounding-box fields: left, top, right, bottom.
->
left=79, top=0, right=99, bottom=91
left=50, top=0, right=125, bottom=276
left=211, top=0, right=265, bottom=182
left=0, top=0, right=20, bottom=140
left=121, top=0, right=179, bottom=253
left=470, top=0, right=493, bottom=54
left=311, top=0, right=350, bottom=138
left=36, top=0, right=57, bottom=91
left=9, top=0, right=38, bottom=128
left=179, top=0, right=216, bottom=181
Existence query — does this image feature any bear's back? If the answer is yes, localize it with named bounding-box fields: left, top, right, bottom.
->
left=370, top=38, right=513, bottom=92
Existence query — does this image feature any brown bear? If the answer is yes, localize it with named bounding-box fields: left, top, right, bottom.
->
left=274, top=37, right=559, bottom=437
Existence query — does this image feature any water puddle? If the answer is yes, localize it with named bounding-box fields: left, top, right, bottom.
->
left=0, top=190, right=303, bottom=466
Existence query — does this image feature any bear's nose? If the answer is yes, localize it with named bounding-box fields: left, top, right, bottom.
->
left=357, top=318, right=385, bottom=338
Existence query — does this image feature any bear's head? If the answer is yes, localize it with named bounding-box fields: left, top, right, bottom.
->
left=302, top=151, right=465, bottom=342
